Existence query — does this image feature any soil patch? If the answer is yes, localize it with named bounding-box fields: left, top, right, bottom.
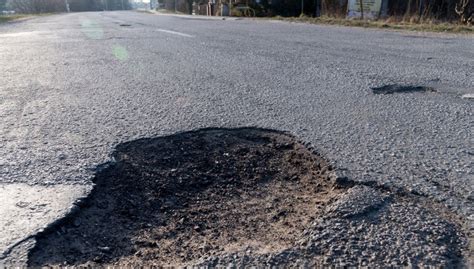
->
left=28, top=128, right=343, bottom=267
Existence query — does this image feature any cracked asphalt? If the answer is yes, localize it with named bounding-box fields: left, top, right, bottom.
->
left=0, top=11, right=472, bottom=266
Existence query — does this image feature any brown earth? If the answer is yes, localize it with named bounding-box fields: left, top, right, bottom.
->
left=28, top=128, right=344, bottom=267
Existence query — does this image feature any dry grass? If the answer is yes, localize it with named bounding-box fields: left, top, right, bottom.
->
left=155, top=8, right=187, bottom=15
left=0, top=13, right=53, bottom=24
left=267, top=15, right=473, bottom=33
left=0, top=14, right=29, bottom=23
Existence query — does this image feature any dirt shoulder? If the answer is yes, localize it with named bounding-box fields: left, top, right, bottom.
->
left=259, top=16, right=473, bottom=33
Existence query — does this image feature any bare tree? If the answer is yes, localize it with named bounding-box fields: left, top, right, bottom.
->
left=6, top=0, right=32, bottom=13
left=455, top=0, right=473, bottom=24
left=7, top=0, right=67, bottom=13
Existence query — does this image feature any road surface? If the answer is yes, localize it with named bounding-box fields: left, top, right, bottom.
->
left=0, top=11, right=472, bottom=266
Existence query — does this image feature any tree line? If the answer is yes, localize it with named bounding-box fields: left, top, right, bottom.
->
left=2, top=0, right=472, bottom=24
left=278, top=0, right=472, bottom=23
left=3, top=0, right=131, bottom=13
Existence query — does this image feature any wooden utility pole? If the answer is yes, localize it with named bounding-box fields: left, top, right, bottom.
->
left=359, top=0, right=364, bottom=19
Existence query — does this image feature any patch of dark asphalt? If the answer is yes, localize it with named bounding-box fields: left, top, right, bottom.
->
left=27, top=128, right=467, bottom=267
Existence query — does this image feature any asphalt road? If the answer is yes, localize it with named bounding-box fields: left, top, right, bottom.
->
left=0, top=11, right=472, bottom=266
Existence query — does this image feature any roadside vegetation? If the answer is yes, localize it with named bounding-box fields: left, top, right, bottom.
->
left=155, top=8, right=187, bottom=15
left=265, top=0, right=473, bottom=33
left=162, top=0, right=472, bottom=32
left=0, top=0, right=131, bottom=13
left=270, top=15, right=473, bottom=33
left=2, top=0, right=472, bottom=33
left=0, top=14, right=28, bottom=23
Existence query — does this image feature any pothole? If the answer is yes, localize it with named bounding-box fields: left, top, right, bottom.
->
left=119, top=24, right=131, bottom=27
left=27, top=128, right=343, bottom=267
left=461, top=93, right=474, bottom=100
left=372, top=84, right=436, bottom=94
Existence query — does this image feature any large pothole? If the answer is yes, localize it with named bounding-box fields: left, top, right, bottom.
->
left=27, top=128, right=467, bottom=267
left=28, top=128, right=343, bottom=267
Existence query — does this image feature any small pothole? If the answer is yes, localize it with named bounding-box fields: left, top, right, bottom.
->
left=461, top=93, right=474, bottom=100
left=119, top=24, right=131, bottom=27
left=28, top=128, right=342, bottom=267
left=372, top=84, right=436, bottom=94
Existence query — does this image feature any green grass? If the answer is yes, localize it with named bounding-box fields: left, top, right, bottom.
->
left=266, top=15, right=473, bottom=33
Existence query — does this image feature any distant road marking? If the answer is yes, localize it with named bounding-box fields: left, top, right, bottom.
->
left=157, top=29, right=193, bottom=38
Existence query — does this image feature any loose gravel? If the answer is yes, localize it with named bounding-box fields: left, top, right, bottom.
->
left=28, top=128, right=342, bottom=266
